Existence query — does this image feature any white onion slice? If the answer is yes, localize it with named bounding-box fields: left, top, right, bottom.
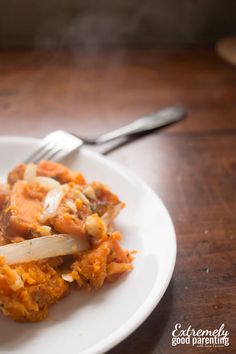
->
left=40, top=185, right=68, bottom=222
left=23, top=163, right=37, bottom=183
left=65, top=199, right=77, bottom=212
left=83, top=186, right=96, bottom=200
left=37, top=225, right=52, bottom=236
left=35, top=176, right=60, bottom=190
left=85, top=214, right=107, bottom=238
left=24, top=164, right=60, bottom=190
left=62, top=273, right=74, bottom=282
left=101, top=203, right=123, bottom=226
left=72, top=189, right=90, bottom=205
left=0, top=234, right=89, bottom=265
left=11, top=270, right=24, bottom=290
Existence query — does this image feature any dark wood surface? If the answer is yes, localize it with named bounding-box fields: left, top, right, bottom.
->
left=0, top=48, right=235, bottom=353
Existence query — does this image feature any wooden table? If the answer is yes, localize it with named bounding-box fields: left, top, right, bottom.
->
left=0, top=49, right=235, bottom=353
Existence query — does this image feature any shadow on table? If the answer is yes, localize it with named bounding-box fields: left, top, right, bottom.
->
left=107, top=281, right=174, bottom=354
left=98, top=131, right=159, bottom=156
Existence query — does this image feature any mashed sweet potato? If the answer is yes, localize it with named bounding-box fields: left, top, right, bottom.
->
left=0, top=161, right=133, bottom=322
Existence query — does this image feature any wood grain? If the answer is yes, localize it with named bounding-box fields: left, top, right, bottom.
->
left=0, top=48, right=235, bottom=353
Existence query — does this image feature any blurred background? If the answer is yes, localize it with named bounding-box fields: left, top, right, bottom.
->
left=0, top=0, right=236, bottom=48
left=0, top=0, right=236, bottom=139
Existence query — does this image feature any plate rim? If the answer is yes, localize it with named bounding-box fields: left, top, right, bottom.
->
left=0, top=135, right=177, bottom=354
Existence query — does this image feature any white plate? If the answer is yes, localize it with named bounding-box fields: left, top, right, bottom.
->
left=0, top=137, right=176, bottom=354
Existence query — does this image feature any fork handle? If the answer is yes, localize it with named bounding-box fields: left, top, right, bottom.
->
left=92, top=106, right=186, bottom=145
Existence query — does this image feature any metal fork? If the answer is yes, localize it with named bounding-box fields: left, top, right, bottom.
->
left=24, top=106, right=186, bottom=164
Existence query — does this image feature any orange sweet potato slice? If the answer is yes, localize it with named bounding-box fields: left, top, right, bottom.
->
left=0, top=184, right=10, bottom=210
left=7, top=161, right=86, bottom=186
left=52, top=213, right=86, bottom=237
left=3, top=181, right=47, bottom=237
left=8, top=164, right=26, bottom=185
left=37, top=160, right=86, bottom=184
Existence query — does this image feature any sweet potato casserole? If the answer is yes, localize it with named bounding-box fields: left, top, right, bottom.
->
left=0, top=161, right=133, bottom=322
